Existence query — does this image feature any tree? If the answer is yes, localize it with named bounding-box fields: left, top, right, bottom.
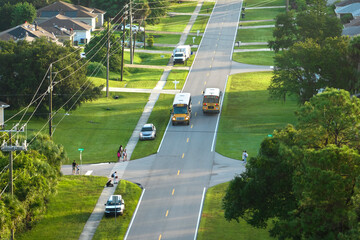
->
left=11, top=2, right=36, bottom=27
left=268, top=11, right=297, bottom=52
left=0, top=38, right=102, bottom=113
left=146, top=0, right=170, bottom=25
left=0, top=3, right=14, bottom=31
left=223, top=88, right=360, bottom=239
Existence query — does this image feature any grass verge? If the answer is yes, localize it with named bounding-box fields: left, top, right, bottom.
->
left=235, top=45, right=269, bottom=49
left=239, top=20, right=276, bottom=26
left=163, top=70, right=189, bottom=90
left=242, top=8, right=285, bottom=21
left=123, top=52, right=171, bottom=65
left=190, top=15, right=210, bottom=33
left=216, top=71, right=298, bottom=160
left=197, top=182, right=275, bottom=240
left=244, top=0, right=285, bottom=7
left=17, top=176, right=107, bottom=240
left=146, top=15, right=191, bottom=32
left=236, top=28, right=274, bottom=42
left=199, top=1, right=216, bottom=14
left=130, top=94, right=174, bottom=160
left=185, top=35, right=202, bottom=45
left=169, top=1, right=198, bottom=13
left=232, top=51, right=275, bottom=66
left=148, top=33, right=181, bottom=44
left=92, top=181, right=142, bottom=240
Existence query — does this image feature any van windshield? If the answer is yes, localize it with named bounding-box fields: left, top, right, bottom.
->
left=174, top=107, right=188, bottom=114
left=175, top=53, right=184, bottom=57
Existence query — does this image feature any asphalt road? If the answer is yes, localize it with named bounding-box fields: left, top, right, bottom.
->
left=124, top=0, right=242, bottom=239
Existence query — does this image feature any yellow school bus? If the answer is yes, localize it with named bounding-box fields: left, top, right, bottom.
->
left=171, top=93, right=192, bottom=125
left=202, top=88, right=221, bottom=113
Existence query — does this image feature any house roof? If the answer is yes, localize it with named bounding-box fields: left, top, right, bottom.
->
left=39, top=14, right=92, bottom=33
left=335, top=3, right=360, bottom=16
left=0, top=101, right=9, bottom=108
left=37, top=1, right=98, bottom=19
left=342, top=26, right=360, bottom=36
left=0, top=23, right=58, bottom=42
left=336, top=0, right=360, bottom=7
left=345, top=17, right=360, bottom=26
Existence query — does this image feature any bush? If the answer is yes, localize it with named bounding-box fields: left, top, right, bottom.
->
left=87, top=62, right=106, bottom=77
left=147, top=36, right=154, bottom=47
left=341, top=13, right=353, bottom=24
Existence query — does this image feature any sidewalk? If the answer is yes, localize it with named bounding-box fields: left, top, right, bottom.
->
left=78, top=1, right=205, bottom=239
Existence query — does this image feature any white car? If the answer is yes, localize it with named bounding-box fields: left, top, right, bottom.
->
left=139, top=123, right=156, bottom=140
left=119, top=24, right=144, bottom=32
left=104, top=195, right=125, bottom=216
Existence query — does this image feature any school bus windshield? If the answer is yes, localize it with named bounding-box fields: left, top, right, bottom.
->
left=203, top=96, right=219, bottom=103
left=173, top=106, right=188, bottom=114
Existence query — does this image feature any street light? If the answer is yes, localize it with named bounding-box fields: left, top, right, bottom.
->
left=78, top=148, right=84, bottom=174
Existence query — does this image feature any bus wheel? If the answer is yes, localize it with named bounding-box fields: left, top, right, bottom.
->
left=187, top=121, right=190, bottom=125
left=172, top=122, right=175, bottom=126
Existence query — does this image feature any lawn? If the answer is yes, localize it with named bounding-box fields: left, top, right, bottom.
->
left=190, top=15, right=210, bottom=33
left=17, top=176, right=107, bottom=240
left=216, top=71, right=298, bottom=160
left=169, top=1, right=198, bottom=13
left=235, top=44, right=269, bottom=49
left=131, top=94, right=174, bottom=160
left=163, top=70, right=189, bottom=90
left=89, top=67, right=164, bottom=89
left=244, top=0, right=285, bottom=7
left=146, top=15, right=191, bottom=32
left=148, top=33, right=181, bottom=44
left=141, top=46, right=174, bottom=51
left=199, top=1, right=215, bottom=14
left=239, top=20, right=276, bottom=26
left=123, top=51, right=171, bottom=65
left=242, top=8, right=285, bottom=21
left=197, top=182, right=275, bottom=240
left=92, top=181, right=142, bottom=240
left=233, top=51, right=275, bottom=66
left=236, top=28, right=274, bottom=42
left=185, top=35, right=202, bottom=45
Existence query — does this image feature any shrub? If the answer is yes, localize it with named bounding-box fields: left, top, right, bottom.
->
left=147, top=36, right=154, bottom=47
left=87, top=62, right=107, bottom=77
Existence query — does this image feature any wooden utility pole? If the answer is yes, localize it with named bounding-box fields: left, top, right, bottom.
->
left=49, top=63, right=53, bottom=137
left=129, top=0, right=133, bottom=64
left=106, top=18, right=110, bottom=97
left=121, top=17, right=126, bottom=82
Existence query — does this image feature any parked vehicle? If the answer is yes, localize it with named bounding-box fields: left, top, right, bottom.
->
left=119, top=24, right=144, bottom=32
left=139, top=123, right=156, bottom=140
left=104, top=195, right=125, bottom=216
left=173, top=45, right=191, bottom=64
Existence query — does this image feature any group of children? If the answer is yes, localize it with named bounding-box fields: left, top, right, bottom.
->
left=117, top=145, right=127, bottom=162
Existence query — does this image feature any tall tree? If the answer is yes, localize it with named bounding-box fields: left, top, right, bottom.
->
left=11, top=2, right=37, bottom=27
left=146, top=0, right=169, bottom=25
left=223, top=88, right=360, bottom=239
left=0, top=3, right=14, bottom=31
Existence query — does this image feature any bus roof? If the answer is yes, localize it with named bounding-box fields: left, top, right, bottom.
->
left=173, top=93, right=191, bottom=106
left=204, top=88, right=220, bottom=96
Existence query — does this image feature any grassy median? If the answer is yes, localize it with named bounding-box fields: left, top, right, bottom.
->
left=232, top=51, right=275, bottom=66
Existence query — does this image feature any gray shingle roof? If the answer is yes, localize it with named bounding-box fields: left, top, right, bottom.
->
left=0, top=23, right=57, bottom=41
left=37, top=1, right=99, bottom=18
left=39, top=14, right=92, bottom=32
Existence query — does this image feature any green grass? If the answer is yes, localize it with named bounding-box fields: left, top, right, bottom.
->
left=146, top=15, right=191, bottom=32
left=92, top=181, right=142, bottom=240
left=163, top=70, right=189, bottom=90
left=198, top=182, right=275, bottom=240
left=141, top=46, right=174, bottom=51
left=242, top=8, right=285, bottom=21
left=216, top=72, right=298, bottom=160
left=123, top=52, right=171, bottom=65
left=190, top=15, right=210, bottom=33
left=199, top=1, right=216, bottom=14
left=148, top=33, right=181, bottom=44
left=169, top=1, right=198, bottom=13
left=236, top=28, right=274, bottom=42
left=185, top=35, right=202, bottom=45
left=244, top=0, right=285, bottom=7
left=233, top=51, right=275, bottom=66
left=131, top=94, right=174, bottom=160
left=89, top=67, right=164, bottom=89
left=239, top=20, right=276, bottom=26
left=17, top=176, right=107, bottom=240
left=235, top=44, right=269, bottom=49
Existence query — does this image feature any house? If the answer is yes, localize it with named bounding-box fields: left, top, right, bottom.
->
left=36, top=1, right=106, bottom=31
left=343, top=18, right=360, bottom=36
left=0, top=23, right=59, bottom=44
left=39, top=14, right=92, bottom=45
left=335, top=2, right=360, bottom=19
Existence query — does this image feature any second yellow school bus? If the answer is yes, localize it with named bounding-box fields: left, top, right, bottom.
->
left=202, top=88, right=221, bottom=113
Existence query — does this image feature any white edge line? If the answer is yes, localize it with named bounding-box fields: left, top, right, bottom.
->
left=211, top=75, right=229, bottom=152
left=124, top=188, right=146, bottom=240
left=230, top=1, right=243, bottom=61
left=194, top=187, right=207, bottom=240
left=157, top=117, right=171, bottom=152
left=182, top=0, right=219, bottom=92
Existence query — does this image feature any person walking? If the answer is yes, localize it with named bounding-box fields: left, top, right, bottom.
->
left=123, top=149, right=127, bottom=161
left=117, top=150, right=121, bottom=161
left=72, top=160, right=77, bottom=174
left=242, top=150, right=248, bottom=163
left=111, top=171, right=118, bottom=184
left=119, top=145, right=124, bottom=161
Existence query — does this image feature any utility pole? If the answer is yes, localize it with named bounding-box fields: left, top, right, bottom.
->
left=129, top=0, right=133, bottom=64
left=49, top=63, right=53, bottom=137
left=106, top=18, right=110, bottom=98
left=121, top=16, right=126, bottom=82
left=286, top=0, right=289, bottom=11
left=1, top=124, right=27, bottom=240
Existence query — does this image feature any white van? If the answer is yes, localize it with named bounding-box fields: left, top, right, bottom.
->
left=173, top=45, right=191, bottom=64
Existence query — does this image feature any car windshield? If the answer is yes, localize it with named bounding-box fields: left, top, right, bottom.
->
left=174, top=107, right=188, bottom=114
left=107, top=200, right=121, bottom=205
left=141, top=127, right=153, bottom=131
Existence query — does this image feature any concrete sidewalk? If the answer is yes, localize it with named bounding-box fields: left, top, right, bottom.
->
left=78, top=1, right=205, bottom=239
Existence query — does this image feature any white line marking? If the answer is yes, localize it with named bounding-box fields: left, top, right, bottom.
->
left=211, top=75, right=229, bottom=152
left=124, top=188, right=146, bottom=240
left=194, top=187, right=206, bottom=240
left=230, top=1, right=243, bottom=60
left=157, top=118, right=171, bottom=153
left=85, top=170, right=93, bottom=176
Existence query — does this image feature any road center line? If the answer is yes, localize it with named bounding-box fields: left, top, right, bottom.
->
left=182, top=153, right=185, bottom=158
left=166, top=210, right=169, bottom=217
left=172, top=188, right=175, bottom=195
left=195, top=112, right=197, bottom=117
left=191, top=124, right=193, bottom=128
left=159, top=234, right=162, bottom=240
left=187, top=138, right=189, bottom=143
left=177, top=170, right=180, bottom=175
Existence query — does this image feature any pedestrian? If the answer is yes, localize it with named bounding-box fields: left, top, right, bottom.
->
left=117, top=150, right=121, bottom=161
left=123, top=149, right=127, bottom=161
left=242, top=150, right=248, bottom=163
left=76, top=164, right=80, bottom=175
left=111, top=171, right=118, bottom=184
left=119, top=145, right=124, bottom=160
left=72, top=160, right=76, bottom=174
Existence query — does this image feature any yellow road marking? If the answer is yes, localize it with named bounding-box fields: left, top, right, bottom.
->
left=198, top=100, right=200, bottom=104
left=191, top=124, right=193, bottom=128
left=177, top=170, right=180, bottom=175
left=195, top=112, right=197, bottom=117
left=182, top=153, right=184, bottom=158
left=187, top=138, right=189, bottom=142
left=204, top=81, right=207, bottom=85
left=209, top=64, right=212, bottom=68
left=166, top=210, right=169, bottom=217
left=207, top=72, right=209, bottom=76
left=172, top=188, right=175, bottom=195
left=159, top=234, right=162, bottom=240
